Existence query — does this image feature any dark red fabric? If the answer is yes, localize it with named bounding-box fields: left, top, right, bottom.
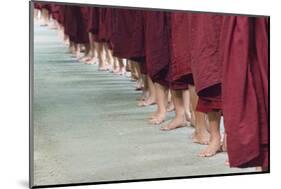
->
left=104, top=8, right=113, bottom=42
left=96, top=8, right=107, bottom=42
left=63, top=6, right=89, bottom=44
left=57, top=6, right=65, bottom=25
left=50, top=4, right=61, bottom=21
left=41, top=4, right=51, bottom=12
left=169, top=12, right=193, bottom=90
left=144, top=11, right=171, bottom=87
left=139, top=60, right=147, bottom=75
left=189, top=14, right=223, bottom=95
left=87, top=7, right=99, bottom=34
left=187, top=14, right=223, bottom=111
left=79, top=6, right=90, bottom=43
left=221, top=16, right=269, bottom=169
left=196, top=84, right=222, bottom=113
left=34, top=3, right=42, bottom=10
left=111, top=9, right=145, bottom=60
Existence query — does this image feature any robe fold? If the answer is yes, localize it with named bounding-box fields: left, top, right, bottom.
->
left=34, top=3, right=42, bottom=10
left=50, top=4, right=61, bottom=21
left=111, top=9, right=145, bottom=61
left=221, top=16, right=269, bottom=169
left=87, top=7, right=99, bottom=34
left=188, top=14, right=223, bottom=112
left=63, top=6, right=89, bottom=44
left=170, top=12, right=194, bottom=90
left=144, top=11, right=171, bottom=86
left=96, top=8, right=107, bottom=42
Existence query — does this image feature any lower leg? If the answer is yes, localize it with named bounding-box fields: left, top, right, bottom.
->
left=149, top=83, right=167, bottom=125
left=198, top=111, right=221, bottom=157
left=138, top=75, right=156, bottom=106
left=189, top=85, right=210, bottom=144
left=161, top=90, right=187, bottom=130
left=182, top=90, right=192, bottom=123
left=97, top=43, right=106, bottom=70
left=166, top=89, right=175, bottom=112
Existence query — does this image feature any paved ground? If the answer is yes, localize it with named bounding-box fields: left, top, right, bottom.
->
left=32, top=22, right=254, bottom=186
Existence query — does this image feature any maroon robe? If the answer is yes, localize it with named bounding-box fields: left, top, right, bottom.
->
left=144, top=11, right=171, bottom=86
left=187, top=14, right=223, bottom=112
left=221, top=16, right=269, bottom=169
left=79, top=6, right=90, bottom=43
left=57, top=6, right=65, bottom=25
left=41, top=4, right=51, bottom=12
left=104, top=8, right=114, bottom=45
left=111, top=9, right=145, bottom=59
left=50, top=4, right=61, bottom=21
left=63, top=6, right=89, bottom=44
left=34, top=2, right=42, bottom=10
left=87, top=7, right=99, bottom=34
left=96, top=8, right=107, bottom=42
left=170, top=12, right=193, bottom=90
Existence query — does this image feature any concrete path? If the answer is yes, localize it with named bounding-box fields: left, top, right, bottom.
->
left=32, top=22, right=254, bottom=186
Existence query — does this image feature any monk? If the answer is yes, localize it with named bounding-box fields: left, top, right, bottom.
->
left=161, top=12, right=209, bottom=145
left=183, top=14, right=224, bottom=156
left=221, top=16, right=269, bottom=170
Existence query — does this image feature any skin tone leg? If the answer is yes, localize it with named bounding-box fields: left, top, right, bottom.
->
left=118, top=59, right=126, bottom=75
left=182, top=89, right=192, bottom=123
left=34, top=9, right=39, bottom=21
left=130, top=62, right=138, bottom=80
left=97, top=43, right=107, bottom=70
left=112, top=57, right=119, bottom=73
left=103, top=44, right=113, bottom=71
left=40, top=9, right=46, bottom=26
left=79, top=44, right=90, bottom=62
left=116, top=58, right=125, bottom=75
left=76, top=44, right=83, bottom=59
left=166, top=89, right=175, bottom=112
left=138, top=75, right=156, bottom=106
left=198, top=111, right=221, bottom=157
left=84, top=33, right=96, bottom=64
left=189, top=85, right=210, bottom=145
left=149, top=83, right=168, bottom=125
left=161, top=90, right=187, bottom=131
left=133, top=62, right=143, bottom=89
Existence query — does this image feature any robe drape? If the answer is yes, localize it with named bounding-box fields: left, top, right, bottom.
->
left=87, top=7, right=99, bottom=34
left=221, top=16, right=269, bottom=170
left=188, top=14, right=223, bottom=112
left=170, top=12, right=194, bottom=90
left=144, top=11, right=171, bottom=87
left=63, top=6, right=89, bottom=44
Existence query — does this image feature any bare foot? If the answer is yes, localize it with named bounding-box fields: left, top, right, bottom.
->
left=135, top=80, right=144, bottom=90
left=99, top=65, right=108, bottom=71
left=225, top=159, right=230, bottom=166
left=118, top=68, right=126, bottom=76
left=166, top=101, right=175, bottom=112
left=86, top=58, right=97, bottom=64
left=192, top=130, right=210, bottom=145
left=148, top=111, right=166, bottom=125
left=138, top=96, right=156, bottom=107
left=198, top=135, right=221, bottom=157
left=161, top=115, right=187, bottom=131
left=81, top=56, right=93, bottom=63
left=221, top=133, right=227, bottom=152
left=256, top=167, right=263, bottom=172
left=185, top=111, right=192, bottom=123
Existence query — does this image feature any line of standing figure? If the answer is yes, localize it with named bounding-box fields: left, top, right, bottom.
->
left=33, top=2, right=269, bottom=171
